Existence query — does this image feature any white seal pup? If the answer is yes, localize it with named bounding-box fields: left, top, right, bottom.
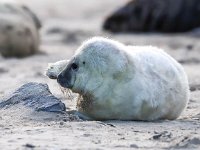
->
left=48, top=37, right=190, bottom=121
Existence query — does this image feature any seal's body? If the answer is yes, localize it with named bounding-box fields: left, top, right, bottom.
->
left=47, top=37, right=189, bottom=121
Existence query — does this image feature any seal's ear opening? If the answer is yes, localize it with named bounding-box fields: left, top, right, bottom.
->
left=21, top=5, right=42, bottom=29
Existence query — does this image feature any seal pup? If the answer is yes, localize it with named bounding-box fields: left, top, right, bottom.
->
left=47, top=37, right=190, bottom=121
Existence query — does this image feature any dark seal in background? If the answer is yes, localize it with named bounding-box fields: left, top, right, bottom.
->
left=103, top=0, right=200, bottom=33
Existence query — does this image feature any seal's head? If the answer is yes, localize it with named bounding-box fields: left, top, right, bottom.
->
left=57, top=37, right=128, bottom=95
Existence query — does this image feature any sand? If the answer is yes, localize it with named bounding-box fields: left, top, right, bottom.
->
left=0, top=0, right=200, bottom=149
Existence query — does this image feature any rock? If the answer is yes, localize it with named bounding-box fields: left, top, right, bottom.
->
left=0, top=82, right=66, bottom=113
left=130, top=144, right=139, bottom=148
left=189, top=84, right=200, bottom=92
left=0, top=2, right=41, bottom=57
left=103, top=0, right=200, bottom=33
left=152, top=131, right=172, bottom=141
left=24, top=144, right=35, bottom=148
left=178, top=58, right=200, bottom=64
left=0, top=67, right=8, bottom=73
left=172, top=136, right=200, bottom=149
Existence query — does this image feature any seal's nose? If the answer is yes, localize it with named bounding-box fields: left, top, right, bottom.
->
left=57, top=73, right=67, bottom=87
left=57, top=69, right=72, bottom=88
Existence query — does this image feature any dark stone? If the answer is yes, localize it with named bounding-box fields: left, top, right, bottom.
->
left=47, top=27, right=64, bottom=34
left=152, top=131, right=172, bottom=141
left=0, top=67, right=8, bottom=73
left=152, top=134, right=162, bottom=140
left=190, top=84, right=200, bottom=92
left=130, top=144, right=139, bottom=148
left=24, top=144, right=35, bottom=148
left=171, top=137, right=200, bottom=149
left=178, top=58, right=200, bottom=64
left=103, top=0, right=200, bottom=33
left=186, top=44, right=193, bottom=51
left=0, top=82, right=66, bottom=113
left=5, top=25, right=13, bottom=31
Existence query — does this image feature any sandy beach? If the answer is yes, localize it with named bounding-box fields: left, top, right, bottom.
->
left=0, top=0, right=200, bottom=149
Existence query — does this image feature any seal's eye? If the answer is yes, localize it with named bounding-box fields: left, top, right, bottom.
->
left=71, top=63, right=78, bottom=71
left=83, top=61, right=85, bottom=65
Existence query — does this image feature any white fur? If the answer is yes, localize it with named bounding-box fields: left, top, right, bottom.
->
left=45, top=60, right=68, bottom=79
left=52, top=37, right=190, bottom=121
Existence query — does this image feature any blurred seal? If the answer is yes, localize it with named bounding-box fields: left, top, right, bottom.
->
left=0, top=2, right=41, bottom=57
